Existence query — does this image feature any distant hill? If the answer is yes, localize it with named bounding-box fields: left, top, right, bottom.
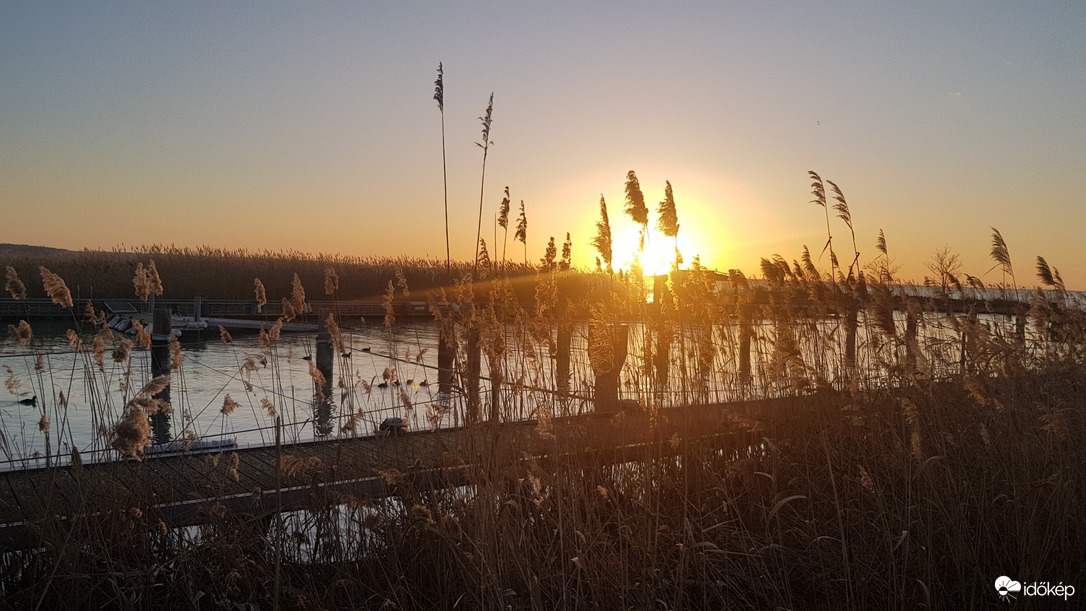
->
left=0, top=243, right=72, bottom=257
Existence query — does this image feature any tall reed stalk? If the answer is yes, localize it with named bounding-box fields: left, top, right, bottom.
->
left=473, top=94, right=494, bottom=279
left=434, top=63, right=451, bottom=283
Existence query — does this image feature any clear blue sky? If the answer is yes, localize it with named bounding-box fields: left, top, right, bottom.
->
left=2, top=2, right=1084, bottom=287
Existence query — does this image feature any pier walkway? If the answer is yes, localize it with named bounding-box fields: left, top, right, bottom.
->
left=0, top=397, right=797, bottom=552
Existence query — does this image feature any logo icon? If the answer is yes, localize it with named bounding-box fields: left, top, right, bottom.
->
left=996, top=576, right=1022, bottom=601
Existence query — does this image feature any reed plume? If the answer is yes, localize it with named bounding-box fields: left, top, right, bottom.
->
left=254, top=278, right=267, bottom=307
left=92, top=334, right=106, bottom=372
left=657, top=181, right=679, bottom=239
left=560, top=232, right=572, bottom=272
left=808, top=171, right=836, bottom=279
left=308, top=361, right=327, bottom=404
left=325, top=313, right=346, bottom=355
left=1036, top=256, right=1065, bottom=292
left=289, top=273, right=307, bottom=314
left=477, top=239, right=491, bottom=279
left=111, top=376, right=169, bottom=458
left=148, top=259, right=163, bottom=296
left=591, top=195, right=613, bottom=274
left=133, top=262, right=150, bottom=301
left=515, top=200, right=527, bottom=263
left=541, top=237, right=557, bottom=272
left=7, top=320, right=31, bottom=345
left=218, top=325, right=233, bottom=344
left=498, top=186, right=511, bottom=265
left=624, top=170, right=649, bottom=251
left=221, top=394, right=238, bottom=416
left=657, top=181, right=681, bottom=268
left=139, top=375, right=171, bottom=397
left=38, top=267, right=73, bottom=308
left=169, top=333, right=184, bottom=370
left=261, top=397, right=276, bottom=417
left=281, top=297, right=297, bottom=322
left=827, top=179, right=859, bottom=278
left=131, top=320, right=151, bottom=349
left=112, top=338, right=133, bottom=363
left=324, top=267, right=339, bottom=296
left=4, top=266, right=26, bottom=299
left=988, top=227, right=1019, bottom=300
left=2, top=365, right=19, bottom=394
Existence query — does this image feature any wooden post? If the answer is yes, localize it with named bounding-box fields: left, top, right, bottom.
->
left=739, top=304, right=753, bottom=385
left=150, top=308, right=172, bottom=445
left=1014, top=303, right=1028, bottom=343
left=556, top=322, right=572, bottom=396
left=654, top=323, right=670, bottom=388
left=314, top=327, right=334, bottom=437
left=488, top=357, right=502, bottom=423
left=590, top=324, right=628, bottom=414
left=555, top=276, right=573, bottom=401
left=193, top=295, right=203, bottom=323
left=905, top=306, right=919, bottom=373
left=844, top=299, right=859, bottom=373
left=465, top=323, right=481, bottom=424
left=653, top=274, right=671, bottom=389
left=437, top=319, right=455, bottom=406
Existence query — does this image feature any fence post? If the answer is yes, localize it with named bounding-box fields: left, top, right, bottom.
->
left=314, top=327, right=334, bottom=437
left=150, top=308, right=172, bottom=445
left=905, top=305, right=919, bottom=374
left=844, top=299, right=859, bottom=374
left=556, top=322, right=572, bottom=396
left=465, top=322, right=481, bottom=424
left=739, top=303, right=753, bottom=385
left=437, top=317, right=455, bottom=410
left=653, top=274, right=671, bottom=390
left=590, top=324, right=628, bottom=413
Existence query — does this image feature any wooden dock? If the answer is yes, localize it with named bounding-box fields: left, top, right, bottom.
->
left=0, top=397, right=804, bottom=552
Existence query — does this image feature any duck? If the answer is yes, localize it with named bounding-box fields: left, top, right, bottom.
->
left=18, top=396, right=37, bottom=407
left=361, top=347, right=371, bottom=353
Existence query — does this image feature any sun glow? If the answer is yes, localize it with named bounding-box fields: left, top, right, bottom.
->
left=612, top=227, right=687, bottom=277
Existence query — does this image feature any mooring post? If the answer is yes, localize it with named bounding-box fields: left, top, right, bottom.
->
left=905, top=306, right=919, bottom=373
left=555, top=276, right=573, bottom=399
left=488, top=357, right=502, bottom=423
left=844, top=299, right=859, bottom=373
left=739, top=303, right=753, bottom=385
left=465, top=322, right=481, bottom=424
left=437, top=318, right=455, bottom=406
left=314, top=326, right=334, bottom=437
left=150, top=307, right=172, bottom=445
left=193, top=295, right=202, bottom=324
left=590, top=324, right=628, bottom=413
left=1014, top=302, right=1028, bottom=343
left=654, top=323, right=670, bottom=388
left=653, top=274, right=671, bottom=389
left=556, top=322, right=572, bottom=396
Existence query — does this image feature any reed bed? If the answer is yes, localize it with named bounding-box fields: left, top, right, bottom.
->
left=2, top=191, right=1085, bottom=608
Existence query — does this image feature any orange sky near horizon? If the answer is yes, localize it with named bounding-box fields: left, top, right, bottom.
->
left=2, top=3, right=1085, bottom=290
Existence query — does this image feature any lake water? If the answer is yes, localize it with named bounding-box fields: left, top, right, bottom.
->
left=0, top=308, right=1034, bottom=469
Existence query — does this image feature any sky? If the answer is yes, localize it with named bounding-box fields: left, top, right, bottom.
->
left=2, top=2, right=1085, bottom=288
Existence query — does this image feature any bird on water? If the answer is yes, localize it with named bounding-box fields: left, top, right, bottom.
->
left=18, top=396, right=37, bottom=407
